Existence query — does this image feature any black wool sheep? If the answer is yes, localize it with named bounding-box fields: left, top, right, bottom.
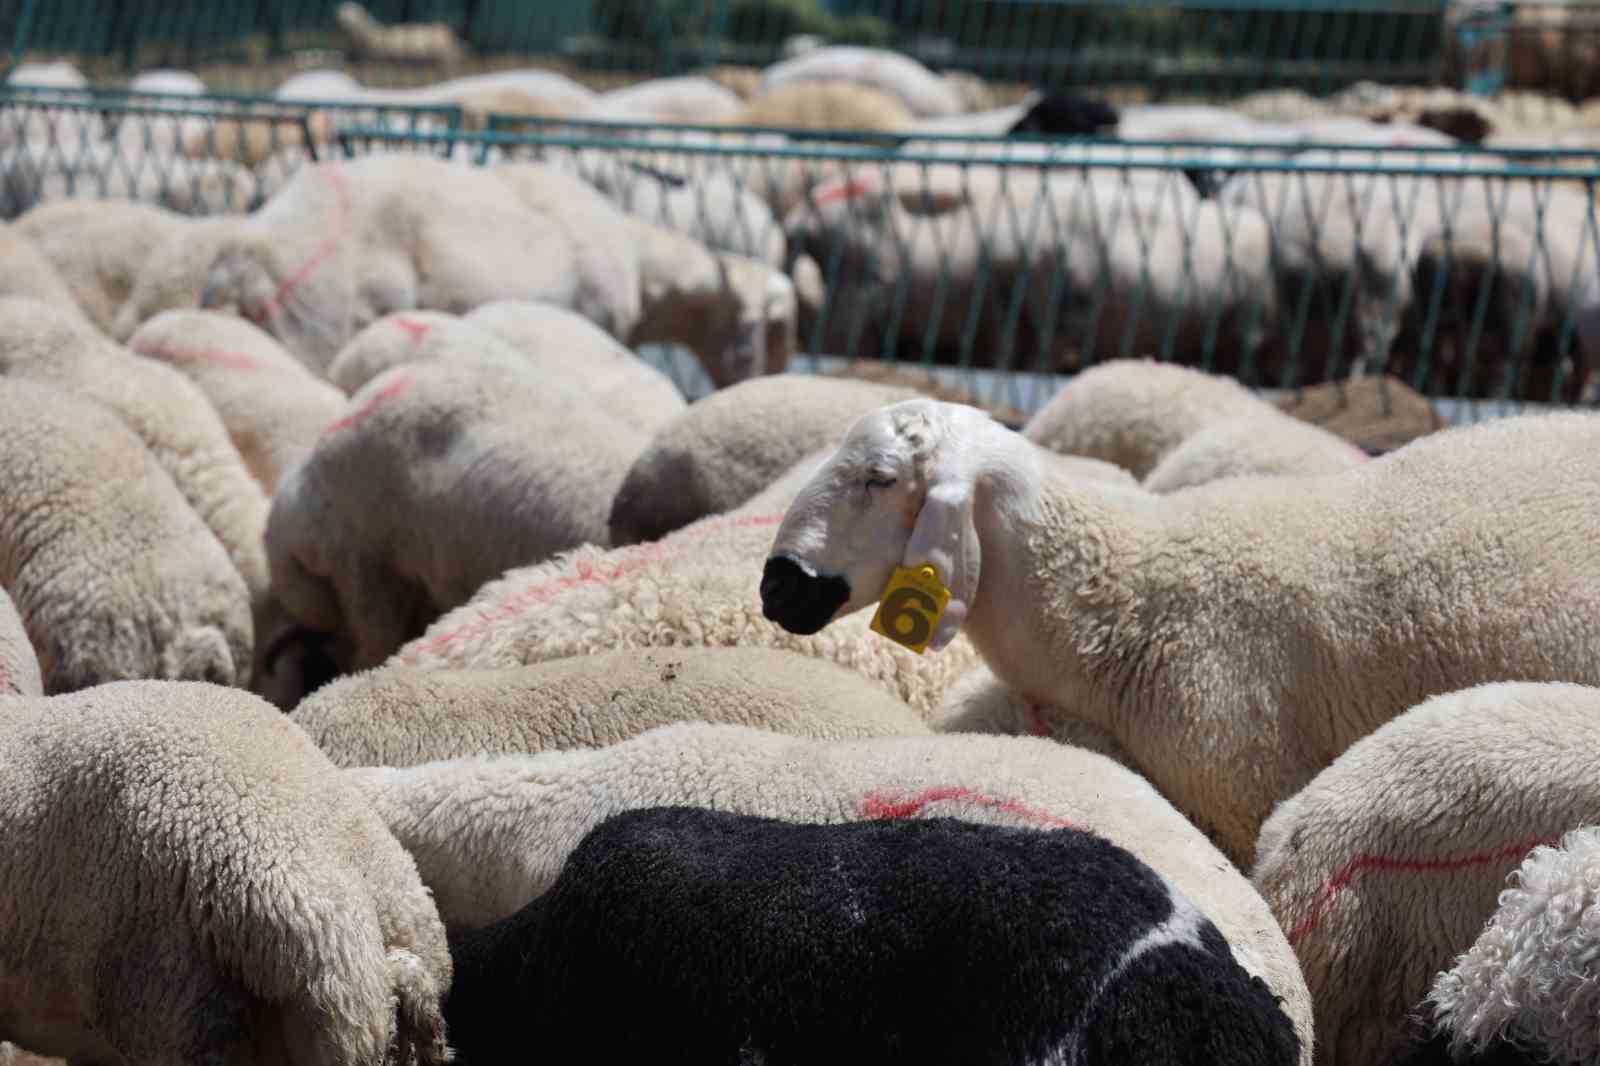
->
left=445, top=806, right=1302, bottom=1065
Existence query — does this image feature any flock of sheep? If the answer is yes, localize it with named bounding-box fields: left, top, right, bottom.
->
left=2, top=18, right=1600, bottom=1066
left=6, top=28, right=1600, bottom=401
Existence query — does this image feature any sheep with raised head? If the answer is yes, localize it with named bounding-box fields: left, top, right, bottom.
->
left=269, top=357, right=646, bottom=674
left=445, top=806, right=1304, bottom=1065
left=1391, top=826, right=1600, bottom=1066
left=295, top=644, right=927, bottom=768
left=761, top=399, right=1600, bottom=866
left=0, top=680, right=450, bottom=1066
left=127, top=309, right=347, bottom=493
left=0, top=378, right=249, bottom=690
left=607, top=374, right=921, bottom=546
left=344, top=720, right=1314, bottom=1061
left=1252, top=682, right=1600, bottom=1066
left=390, top=448, right=981, bottom=716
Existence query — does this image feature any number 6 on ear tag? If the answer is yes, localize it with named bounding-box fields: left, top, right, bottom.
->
left=870, top=564, right=951, bottom=654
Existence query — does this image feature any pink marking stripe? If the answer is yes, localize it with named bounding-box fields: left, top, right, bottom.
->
left=1287, top=836, right=1554, bottom=946
left=322, top=373, right=414, bottom=438
left=862, top=785, right=1082, bottom=830
left=131, top=340, right=262, bottom=372
left=404, top=511, right=787, bottom=658
left=812, top=176, right=877, bottom=209
left=393, top=316, right=433, bottom=343
left=251, top=164, right=351, bottom=325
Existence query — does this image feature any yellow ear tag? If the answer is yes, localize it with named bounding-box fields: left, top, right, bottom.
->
left=869, top=564, right=951, bottom=654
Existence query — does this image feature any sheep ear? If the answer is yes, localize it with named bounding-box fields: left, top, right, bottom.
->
left=902, top=465, right=979, bottom=653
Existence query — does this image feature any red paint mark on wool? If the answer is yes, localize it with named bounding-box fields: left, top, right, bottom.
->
left=393, top=316, right=432, bottom=343
left=406, top=511, right=788, bottom=658
left=1287, top=836, right=1554, bottom=946
left=322, top=373, right=414, bottom=437
left=132, top=340, right=263, bottom=372
left=251, top=163, right=353, bottom=324
left=861, top=786, right=1082, bottom=831
left=811, top=176, right=878, bottom=209
left=1024, top=704, right=1052, bottom=738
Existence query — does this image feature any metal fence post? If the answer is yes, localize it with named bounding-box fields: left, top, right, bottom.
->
left=7, top=0, right=40, bottom=76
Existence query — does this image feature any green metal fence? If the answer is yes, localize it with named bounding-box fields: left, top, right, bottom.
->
left=2, top=86, right=1597, bottom=418
left=5, top=0, right=1455, bottom=97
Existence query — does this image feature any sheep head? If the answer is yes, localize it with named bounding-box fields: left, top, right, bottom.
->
left=763, top=398, right=1010, bottom=650
left=706, top=258, right=797, bottom=386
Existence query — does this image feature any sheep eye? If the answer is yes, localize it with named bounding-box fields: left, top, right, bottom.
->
left=864, top=475, right=897, bottom=491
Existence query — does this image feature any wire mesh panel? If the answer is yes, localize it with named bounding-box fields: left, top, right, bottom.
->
left=331, top=122, right=1600, bottom=418
left=0, top=83, right=461, bottom=215
left=2, top=83, right=1597, bottom=420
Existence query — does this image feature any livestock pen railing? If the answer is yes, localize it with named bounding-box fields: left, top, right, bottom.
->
left=0, top=83, right=462, bottom=215
left=3, top=86, right=1600, bottom=420
left=323, top=121, right=1600, bottom=417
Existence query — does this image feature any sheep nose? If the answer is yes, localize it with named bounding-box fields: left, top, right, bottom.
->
left=761, top=554, right=850, bottom=635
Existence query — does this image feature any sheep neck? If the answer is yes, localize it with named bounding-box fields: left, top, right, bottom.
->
left=963, top=436, right=1164, bottom=738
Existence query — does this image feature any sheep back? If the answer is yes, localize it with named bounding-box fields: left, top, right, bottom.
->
left=446, top=807, right=1302, bottom=1065
left=0, top=681, right=449, bottom=1066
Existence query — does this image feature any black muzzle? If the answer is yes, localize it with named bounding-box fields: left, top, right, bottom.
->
left=761, top=554, right=851, bottom=635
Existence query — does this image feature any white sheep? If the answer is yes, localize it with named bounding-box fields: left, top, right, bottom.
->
left=492, top=160, right=797, bottom=385
left=757, top=46, right=964, bottom=118
left=0, top=297, right=270, bottom=604
left=268, top=357, right=646, bottom=673
left=12, top=199, right=190, bottom=334
left=126, top=309, right=347, bottom=493
left=1251, top=682, right=1600, bottom=1066
left=389, top=448, right=982, bottom=717
left=127, top=69, right=207, bottom=96
left=930, top=662, right=1136, bottom=768
left=733, top=80, right=916, bottom=132
left=1142, top=411, right=1369, bottom=492
left=341, top=720, right=1316, bottom=1063
left=328, top=307, right=685, bottom=436
left=1404, top=190, right=1600, bottom=402
left=111, top=214, right=248, bottom=341
left=197, top=154, right=640, bottom=373
left=583, top=76, right=746, bottom=124
left=294, top=645, right=929, bottom=771
left=607, top=374, right=922, bottom=545
left=335, top=1, right=466, bottom=65
left=1022, top=359, right=1350, bottom=481
left=785, top=169, right=1273, bottom=373
left=0, top=377, right=250, bottom=690
left=463, top=300, right=687, bottom=435
left=0, top=62, right=94, bottom=154
left=571, top=159, right=786, bottom=267
left=0, top=222, right=88, bottom=320
left=1409, top=826, right=1600, bottom=1066
left=0, top=587, right=41, bottom=698
left=0, top=680, right=450, bottom=1066
left=761, top=399, right=1600, bottom=866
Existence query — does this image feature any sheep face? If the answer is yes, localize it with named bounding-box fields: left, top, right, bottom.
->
left=763, top=398, right=987, bottom=650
